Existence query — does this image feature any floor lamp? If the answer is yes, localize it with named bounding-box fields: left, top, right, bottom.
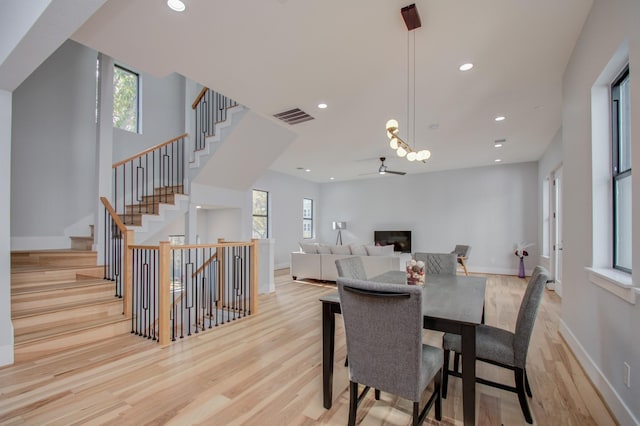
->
left=332, top=221, right=346, bottom=245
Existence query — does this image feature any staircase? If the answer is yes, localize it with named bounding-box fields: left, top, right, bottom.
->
left=10, top=250, right=129, bottom=361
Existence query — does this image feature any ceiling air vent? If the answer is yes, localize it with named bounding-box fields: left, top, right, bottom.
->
left=273, top=108, right=314, bottom=125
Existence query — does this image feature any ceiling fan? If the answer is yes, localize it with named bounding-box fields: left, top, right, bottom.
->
left=377, top=157, right=406, bottom=175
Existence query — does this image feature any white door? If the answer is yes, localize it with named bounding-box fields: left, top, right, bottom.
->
left=551, top=167, right=563, bottom=297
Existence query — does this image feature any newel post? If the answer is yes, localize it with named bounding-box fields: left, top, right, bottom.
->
left=123, top=229, right=134, bottom=319
left=158, top=241, right=171, bottom=346
left=251, top=239, right=259, bottom=314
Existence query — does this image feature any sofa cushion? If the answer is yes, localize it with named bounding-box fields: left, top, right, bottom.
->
left=349, top=244, right=368, bottom=255
left=366, top=244, right=395, bottom=256
left=317, top=244, right=332, bottom=254
left=299, top=242, right=319, bottom=254
left=330, top=245, right=352, bottom=255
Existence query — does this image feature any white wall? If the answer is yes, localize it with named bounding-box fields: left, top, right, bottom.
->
left=319, top=162, right=539, bottom=275
left=538, top=129, right=563, bottom=272
left=0, top=90, right=14, bottom=366
left=11, top=40, right=98, bottom=249
left=252, top=171, right=322, bottom=269
left=560, top=0, right=640, bottom=423
left=198, top=208, right=243, bottom=243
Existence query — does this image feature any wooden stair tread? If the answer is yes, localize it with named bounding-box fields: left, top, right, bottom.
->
left=11, top=264, right=103, bottom=273
left=12, top=294, right=121, bottom=319
left=11, top=278, right=111, bottom=295
left=14, top=315, right=128, bottom=345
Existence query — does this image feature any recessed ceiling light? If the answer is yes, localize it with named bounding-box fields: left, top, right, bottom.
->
left=317, top=103, right=327, bottom=109
left=495, top=159, right=502, bottom=163
left=459, top=63, right=474, bottom=71
left=196, top=205, right=202, bottom=209
left=167, top=0, right=185, bottom=12
left=330, top=177, right=335, bottom=180
left=495, top=116, right=506, bottom=122
left=494, top=139, right=506, bottom=148
left=305, top=169, right=311, bottom=172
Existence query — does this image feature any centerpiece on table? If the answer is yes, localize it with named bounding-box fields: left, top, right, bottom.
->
left=406, top=259, right=425, bottom=285
left=514, top=242, right=534, bottom=278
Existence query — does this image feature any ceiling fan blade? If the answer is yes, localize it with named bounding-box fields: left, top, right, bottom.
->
left=386, top=170, right=406, bottom=175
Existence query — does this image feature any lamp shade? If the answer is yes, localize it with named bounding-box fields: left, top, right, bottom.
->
left=332, top=221, right=347, bottom=230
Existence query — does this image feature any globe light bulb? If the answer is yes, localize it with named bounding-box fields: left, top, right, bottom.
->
left=417, top=150, right=431, bottom=161
left=396, top=146, right=407, bottom=157
left=389, top=137, right=399, bottom=150
left=407, top=151, right=417, bottom=161
left=385, top=119, right=398, bottom=132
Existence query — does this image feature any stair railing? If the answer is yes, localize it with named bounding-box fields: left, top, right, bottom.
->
left=192, top=87, right=238, bottom=151
left=112, top=134, right=188, bottom=226
left=100, top=197, right=134, bottom=318
left=129, top=239, right=258, bottom=345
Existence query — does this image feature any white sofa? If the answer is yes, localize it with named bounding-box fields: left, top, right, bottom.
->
left=290, top=243, right=406, bottom=281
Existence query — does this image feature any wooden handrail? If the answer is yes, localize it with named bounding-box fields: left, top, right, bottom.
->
left=191, top=87, right=209, bottom=110
left=193, top=251, right=218, bottom=278
left=129, top=242, right=255, bottom=250
left=100, top=197, right=127, bottom=233
left=112, top=133, right=188, bottom=169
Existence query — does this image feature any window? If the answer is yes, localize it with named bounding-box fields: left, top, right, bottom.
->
left=611, top=67, right=631, bottom=272
left=302, top=198, right=313, bottom=239
left=113, top=65, right=140, bottom=133
left=252, top=189, right=269, bottom=238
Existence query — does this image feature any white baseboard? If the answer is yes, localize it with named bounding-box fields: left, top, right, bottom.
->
left=11, top=236, right=70, bottom=250
left=559, top=320, right=639, bottom=425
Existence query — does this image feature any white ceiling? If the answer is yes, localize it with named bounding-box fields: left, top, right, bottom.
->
left=72, top=0, right=593, bottom=183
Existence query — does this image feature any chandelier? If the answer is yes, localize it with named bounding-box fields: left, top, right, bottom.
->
left=385, top=4, right=431, bottom=163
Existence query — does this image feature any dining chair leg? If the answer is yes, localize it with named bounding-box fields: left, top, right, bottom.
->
left=435, top=368, right=442, bottom=421
left=412, top=401, right=420, bottom=426
left=442, top=349, right=450, bottom=399
left=453, top=352, right=460, bottom=373
left=375, top=389, right=381, bottom=400
left=514, top=367, right=533, bottom=424
left=524, top=368, right=532, bottom=397
left=348, top=381, right=358, bottom=426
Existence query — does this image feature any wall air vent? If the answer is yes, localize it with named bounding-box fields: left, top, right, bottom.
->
left=273, top=108, right=315, bottom=125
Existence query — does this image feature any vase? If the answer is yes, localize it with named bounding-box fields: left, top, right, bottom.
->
left=406, top=260, right=425, bottom=285
left=518, top=257, right=525, bottom=278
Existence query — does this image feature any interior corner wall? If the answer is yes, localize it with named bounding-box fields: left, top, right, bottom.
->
left=0, top=90, right=14, bottom=366
left=252, top=171, right=322, bottom=269
left=11, top=39, right=98, bottom=249
left=537, top=128, right=563, bottom=271
left=319, top=162, right=539, bottom=275
left=560, top=0, right=640, bottom=423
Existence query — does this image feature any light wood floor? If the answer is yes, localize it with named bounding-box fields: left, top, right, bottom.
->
left=0, top=271, right=617, bottom=425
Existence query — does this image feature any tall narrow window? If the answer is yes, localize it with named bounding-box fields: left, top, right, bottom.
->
left=302, top=198, right=313, bottom=239
left=611, top=66, right=631, bottom=272
left=252, top=189, right=269, bottom=238
left=113, top=64, right=140, bottom=133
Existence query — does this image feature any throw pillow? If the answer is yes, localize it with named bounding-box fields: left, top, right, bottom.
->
left=330, top=245, right=352, bottom=255
left=317, top=244, right=332, bottom=254
left=299, top=242, right=318, bottom=254
left=366, top=244, right=394, bottom=256
left=349, top=244, right=368, bottom=256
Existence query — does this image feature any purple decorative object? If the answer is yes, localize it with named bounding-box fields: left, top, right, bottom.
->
left=518, top=257, right=525, bottom=278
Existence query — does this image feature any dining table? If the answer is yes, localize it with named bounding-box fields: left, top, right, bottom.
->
left=320, top=270, right=486, bottom=426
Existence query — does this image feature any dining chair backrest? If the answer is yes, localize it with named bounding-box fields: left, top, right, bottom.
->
left=513, top=267, right=549, bottom=368
left=335, top=257, right=367, bottom=280
left=414, top=252, right=457, bottom=275
left=337, top=277, right=425, bottom=402
left=451, top=245, right=471, bottom=259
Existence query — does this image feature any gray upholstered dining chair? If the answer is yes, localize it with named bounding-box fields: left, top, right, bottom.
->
left=414, top=252, right=457, bottom=275
left=335, top=257, right=367, bottom=280
left=337, top=277, right=443, bottom=426
left=441, top=267, right=549, bottom=424
left=451, top=244, right=471, bottom=275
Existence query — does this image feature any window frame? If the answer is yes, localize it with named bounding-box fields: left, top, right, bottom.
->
left=302, top=198, right=314, bottom=239
left=252, top=189, right=269, bottom=239
left=610, top=66, right=631, bottom=273
left=113, top=64, right=141, bottom=134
